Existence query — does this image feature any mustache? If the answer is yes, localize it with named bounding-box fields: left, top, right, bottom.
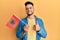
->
left=27, top=13, right=33, bottom=16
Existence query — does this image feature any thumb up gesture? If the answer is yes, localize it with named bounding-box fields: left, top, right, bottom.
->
left=33, top=21, right=40, bottom=31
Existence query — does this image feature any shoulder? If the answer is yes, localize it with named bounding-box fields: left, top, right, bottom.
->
left=36, top=16, right=43, bottom=22
left=36, top=16, right=44, bottom=27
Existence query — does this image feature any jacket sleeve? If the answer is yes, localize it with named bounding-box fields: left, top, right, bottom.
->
left=16, top=21, right=25, bottom=38
left=37, top=19, right=47, bottom=38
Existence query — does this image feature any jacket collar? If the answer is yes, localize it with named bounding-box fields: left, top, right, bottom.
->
left=25, top=15, right=38, bottom=24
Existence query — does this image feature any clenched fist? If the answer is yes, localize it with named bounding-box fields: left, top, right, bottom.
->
left=23, top=24, right=29, bottom=34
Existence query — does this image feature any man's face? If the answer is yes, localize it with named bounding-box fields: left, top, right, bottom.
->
left=25, top=4, right=34, bottom=16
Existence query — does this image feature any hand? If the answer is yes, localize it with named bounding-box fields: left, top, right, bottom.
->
left=33, top=22, right=40, bottom=31
left=23, top=24, right=29, bottom=34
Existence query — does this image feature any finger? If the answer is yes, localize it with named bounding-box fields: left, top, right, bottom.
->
left=26, top=24, right=29, bottom=29
left=33, top=26, right=36, bottom=31
left=25, top=24, right=29, bottom=27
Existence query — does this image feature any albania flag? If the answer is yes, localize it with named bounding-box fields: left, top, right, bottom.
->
left=6, top=15, right=20, bottom=30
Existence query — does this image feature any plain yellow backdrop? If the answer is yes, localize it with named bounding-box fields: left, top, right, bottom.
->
left=0, top=0, right=60, bottom=40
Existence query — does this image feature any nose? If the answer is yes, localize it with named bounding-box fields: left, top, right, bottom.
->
left=28, top=8, right=30, bottom=11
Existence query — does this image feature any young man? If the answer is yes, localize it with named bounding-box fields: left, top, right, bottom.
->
left=16, top=1, right=47, bottom=40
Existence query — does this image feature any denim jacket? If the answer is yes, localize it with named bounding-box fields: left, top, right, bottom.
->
left=16, top=16, right=47, bottom=40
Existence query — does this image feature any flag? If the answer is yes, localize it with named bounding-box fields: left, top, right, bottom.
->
left=6, top=14, right=20, bottom=30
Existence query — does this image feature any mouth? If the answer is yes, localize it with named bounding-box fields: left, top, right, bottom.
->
left=27, top=12, right=33, bottom=16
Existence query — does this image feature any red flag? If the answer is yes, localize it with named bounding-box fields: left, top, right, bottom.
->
left=6, top=14, right=20, bottom=30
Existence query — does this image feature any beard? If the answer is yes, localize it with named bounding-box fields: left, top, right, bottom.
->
left=27, top=13, right=33, bottom=16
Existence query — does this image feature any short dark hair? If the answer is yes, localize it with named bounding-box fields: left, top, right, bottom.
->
left=25, top=1, right=34, bottom=6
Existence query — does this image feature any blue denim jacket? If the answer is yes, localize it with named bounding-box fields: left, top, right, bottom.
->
left=16, top=16, right=47, bottom=40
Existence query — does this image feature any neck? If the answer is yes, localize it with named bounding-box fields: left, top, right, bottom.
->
left=28, top=14, right=35, bottom=19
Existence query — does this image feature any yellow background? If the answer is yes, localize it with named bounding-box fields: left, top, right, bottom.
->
left=0, top=0, right=60, bottom=40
